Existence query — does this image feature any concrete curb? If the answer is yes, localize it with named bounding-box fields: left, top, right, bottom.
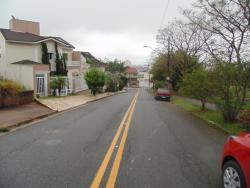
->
left=170, top=101, right=230, bottom=136
left=56, top=90, right=127, bottom=114
left=0, top=90, right=127, bottom=135
left=0, top=111, right=57, bottom=136
left=190, top=111, right=230, bottom=136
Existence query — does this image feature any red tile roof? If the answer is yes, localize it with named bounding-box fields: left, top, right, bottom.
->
left=124, top=66, right=138, bottom=74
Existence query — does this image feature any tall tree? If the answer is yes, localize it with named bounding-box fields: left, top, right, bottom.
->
left=180, top=67, right=215, bottom=111
left=41, top=42, right=50, bottom=67
left=55, top=42, right=61, bottom=75
left=157, top=20, right=210, bottom=59
left=105, top=59, right=124, bottom=73
left=62, top=55, right=68, bottom=76
left=183, top=0, right=250, bottom=105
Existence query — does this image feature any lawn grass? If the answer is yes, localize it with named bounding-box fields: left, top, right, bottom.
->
left=172, top=96, right=246, bottom=135
left=0, top=128, right=9, bottom=133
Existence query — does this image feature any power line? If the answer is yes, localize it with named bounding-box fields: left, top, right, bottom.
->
left=159, top=0, right=170, bottom=29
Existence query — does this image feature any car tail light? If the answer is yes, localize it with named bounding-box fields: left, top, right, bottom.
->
left=227, top=135, right=236, bottom=141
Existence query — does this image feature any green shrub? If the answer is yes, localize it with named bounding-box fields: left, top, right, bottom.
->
left=49, top=76, right=68, bottom=96
left=119, top=75, right=127, bottom=91
left=211, top=63, right=247, bottom=122
left=0, top=128, right=9, bottom=133
left=179, top=68, right=215, bottom=111
left=106, top=74, right=119, bottom=92
left=85, top=68, right=106, bottom=95
left=0, top=79, right=25, bottom=95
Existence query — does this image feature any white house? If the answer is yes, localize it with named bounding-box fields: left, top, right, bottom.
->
left=136, top=64, right=152, bottom=88
left=0, top=17, right=88, bottom=96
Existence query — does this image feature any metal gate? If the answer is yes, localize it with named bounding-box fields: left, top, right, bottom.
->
left=36, top=74, right=47, bottom=96
left=73, top=75, right=88, bottom=93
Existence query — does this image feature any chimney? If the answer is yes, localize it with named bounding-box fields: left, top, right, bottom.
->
left=9, top=16, right=40, bottom=35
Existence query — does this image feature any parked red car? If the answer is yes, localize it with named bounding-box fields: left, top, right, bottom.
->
left=221, top=132, right=250, bottom=188
left=154, top=88, right=171, bottom=101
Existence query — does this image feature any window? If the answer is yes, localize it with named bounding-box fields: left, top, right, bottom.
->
left=48, top=53, right=54, bottom=60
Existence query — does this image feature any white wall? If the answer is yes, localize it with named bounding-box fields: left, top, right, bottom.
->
left=0, top=37, right=75, bottom=92
left=138, top=71, right=151, bottom=88
left=0, top=32, right=6, bottom=74
left=6, top=64, right=34, bottom=90
left=5, top=42, right=39, bottom=64
left=46, top=40, right=73, bottom=72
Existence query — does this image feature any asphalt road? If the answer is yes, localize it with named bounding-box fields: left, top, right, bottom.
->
left=0, top=88, right=227, bottom=188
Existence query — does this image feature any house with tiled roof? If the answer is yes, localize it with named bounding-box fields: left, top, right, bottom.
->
left=0, top=17, right=87, bottom=96
left=123, top=66, right=139, bottom=87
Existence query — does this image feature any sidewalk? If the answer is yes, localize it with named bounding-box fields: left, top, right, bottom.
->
left=0, top=102, right=55, bottom=129
left=0, top=90, right=125, bottom=131
left=37, top=90, right=126, bottom=111
left=175, top=96, right=217, bottom=111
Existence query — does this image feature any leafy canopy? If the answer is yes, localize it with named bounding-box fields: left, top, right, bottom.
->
left=84, top=68, right=106, bottom=95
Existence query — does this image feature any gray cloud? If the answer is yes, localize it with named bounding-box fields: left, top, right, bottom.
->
left=1, top=0, right=195, bottom=64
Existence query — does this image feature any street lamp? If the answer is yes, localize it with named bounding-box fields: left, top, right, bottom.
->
left=144, top=45, right=171, bottom=89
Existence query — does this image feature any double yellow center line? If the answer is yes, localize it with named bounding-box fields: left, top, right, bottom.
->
left=90, top=92, right=139, bottom=188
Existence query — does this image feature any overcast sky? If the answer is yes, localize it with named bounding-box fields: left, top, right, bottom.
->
left=1, top=0, right=195, bottom=65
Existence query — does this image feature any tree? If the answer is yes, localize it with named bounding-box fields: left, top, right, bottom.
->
left=183, top=0, right=250, bottom=64
left=169, top=50, right=200, bottom=91
left=50, top=78, right=58, bottom=96
left=105, top=73, right=119, bottom=92
left=150, top=54, right=168, bottom=82
left=105, top=59, right=126, bottom=91
left=119, top=75, right=127, bottom=90
left=55, top=42, right=61, bottom=75
left=157, top=20, right=210, bottom=59
left=150, top=51, right=200, bottom=91
left=183, top=0, right=250, bottom=104
left=49, top=76, right=67, bottom=96
left=41, top=42, right=50, bottom=67
left=85, top=68, right=106, bottom=95
left=179, top=68, right=215, bottom=111
left=105, top=59, right=124, bottom=73
left=61, top=55, right=68, bottom=76
left=211, top=62, right=247, bottom=122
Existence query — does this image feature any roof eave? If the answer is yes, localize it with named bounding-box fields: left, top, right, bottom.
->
left=6, top=38, right=75, bottom=49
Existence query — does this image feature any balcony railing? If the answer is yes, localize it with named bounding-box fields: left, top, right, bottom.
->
left=67, top=61, right=81, bottom=67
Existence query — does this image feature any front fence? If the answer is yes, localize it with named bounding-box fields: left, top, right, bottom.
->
left=73, top=75, right=88, bottom=93
left=50, top=76, right=70, bottom=96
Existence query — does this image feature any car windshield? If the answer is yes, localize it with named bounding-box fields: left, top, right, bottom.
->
left=158, top=89, right=169, bottom=93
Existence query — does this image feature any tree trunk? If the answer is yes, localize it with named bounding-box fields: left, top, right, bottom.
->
left=201, top=100, right=206, bottom=111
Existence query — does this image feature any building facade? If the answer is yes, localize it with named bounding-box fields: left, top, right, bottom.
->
left=0, top=17, right=89, bottom=96
left=123, top=66, right=139, bottom=88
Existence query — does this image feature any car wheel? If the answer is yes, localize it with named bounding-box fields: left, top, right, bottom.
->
left=222, top=160, right=246, bottom=188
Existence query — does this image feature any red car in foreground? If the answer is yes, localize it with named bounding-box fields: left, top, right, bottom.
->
left=221, top=132, right=250, bottom=188
left=154, top=88, right=171, bottom=102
